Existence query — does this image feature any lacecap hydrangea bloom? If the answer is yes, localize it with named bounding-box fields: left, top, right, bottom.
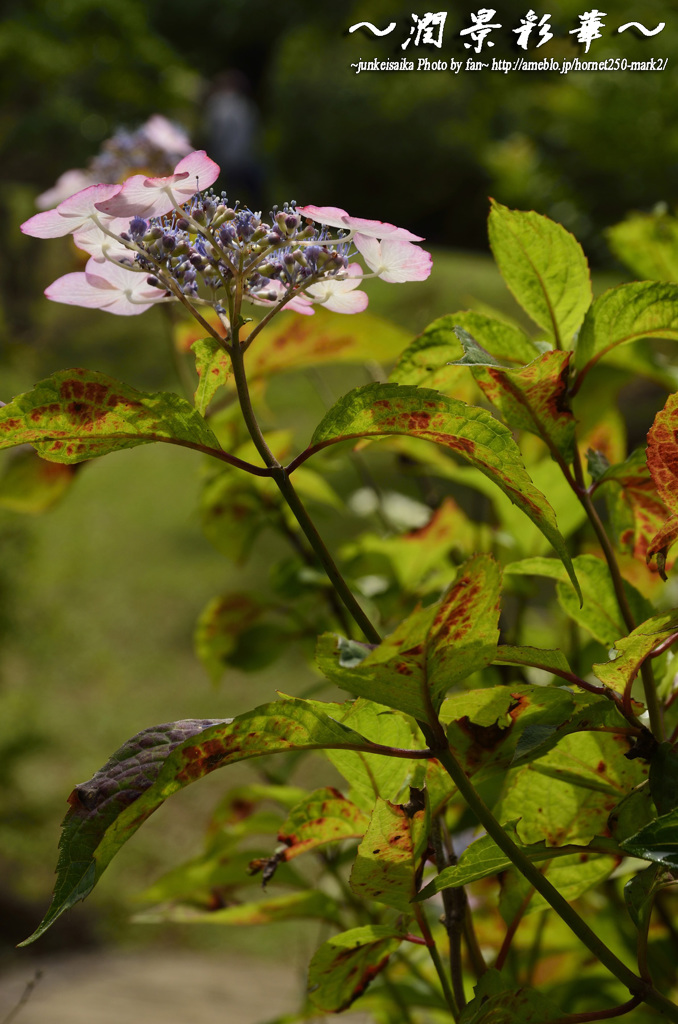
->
left=22, top=150, right=431, bottom=320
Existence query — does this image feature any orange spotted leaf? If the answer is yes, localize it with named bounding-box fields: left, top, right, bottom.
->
left=349, top=796, right=429, bottom=913
left=277, top=787, right=369, bottom=861
left=472, top=350, right=576, bottom=462
left=308, top=925, right=405, bottom=1013
left=303, top=382, right=579, bottom=598
left=0, top=369, right=223, bottom=464
left=646, top=394, right=678, bottom=574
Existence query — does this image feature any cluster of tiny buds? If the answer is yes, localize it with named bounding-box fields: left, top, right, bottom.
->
left=118, top=190, right=351, bottom=306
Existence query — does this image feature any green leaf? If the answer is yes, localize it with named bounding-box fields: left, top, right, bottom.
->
left=499, top=850, right=618, bottom=922
left=624, top=864, right=663, bottom=933
left=390, top=312, right=538, bottom=395
left=426, top=554, right=502, bottom=704
left=494, top=644, right=572, bottom=678
left=488, top=201, right=592, bottom=348
left=307, top=925, right=404, bottom=1013
left=621, top=807, right=678, bottom=869
left=0, top=369, right=224, bottom=463
left=471, top=350, right=576, bottom=462
left=317, top=554, right=501, bottom=720
left=349, top=795, right=429, bottom=912
left=20, top=697, right=383, bottom=945
left=592, top=611, right=678, bottom=695
left=505, top=554, right=653, bottom=646
left=607, top=210, right=678, bottom=283
left=0, top=449, right=78, bottom=513
left=417, top=822, right=619, bottom=899
left=191, top=337, right=232, bottom=414
left=574, top=282, right=678, bottom=383
left=136, top=889, right=341, bottom=926
left=277, top=787, right=369, bottom=860
left=305, top=382, right=579, bottom=596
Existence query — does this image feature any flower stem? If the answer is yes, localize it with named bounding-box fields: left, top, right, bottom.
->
left=228, top=318, right=381, bottom=644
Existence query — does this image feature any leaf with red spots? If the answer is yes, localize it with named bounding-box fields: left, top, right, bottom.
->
left=20, top=698, right=389, bottom=945
left=439, top=683, right=577, bottom=782
left=0, top=369, right=224, bottom=464
left=493, top=730, right=646, bottom=849
left=488, top=201, right=592, bottom=349
left=0, top=448, right=78, bottom=513
left=505, top=554, right=653, bottom=647
left=426, top=554, right=502, bottom=704
left=277, top=787, right=369, bottom=861
left=316, top=555, right=501, bottom=722
left=349, top=795, right=429, bottom=913
left=573, top=282, right=678, bottom=391
left=597, top=448, right=671, bottom=567
left=390, top=311, right=538, bottom=396
left=646, top=393, right=678, bottom=575
left=191, top=337, right=232, bottom=414
left=301, top=382, right=579, bottom=597
left=592, top=610, right=678, bottom=695
left=471, top=350, right=576, bottom=463
left=307, top=925, right=405, bottom=1013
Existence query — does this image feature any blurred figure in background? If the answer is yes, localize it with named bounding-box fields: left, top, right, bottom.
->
left=204, top=70, right=263, bottom=208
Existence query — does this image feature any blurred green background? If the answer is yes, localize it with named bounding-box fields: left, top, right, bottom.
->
left=0, top=0, right=676, bottom=959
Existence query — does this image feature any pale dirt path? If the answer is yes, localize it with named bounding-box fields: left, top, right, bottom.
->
left=0, top=950, right=371, bottom=1024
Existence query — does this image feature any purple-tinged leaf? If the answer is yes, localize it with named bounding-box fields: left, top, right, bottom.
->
left=21, top=698, right=384, bottom=945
